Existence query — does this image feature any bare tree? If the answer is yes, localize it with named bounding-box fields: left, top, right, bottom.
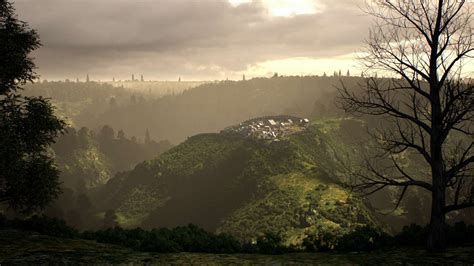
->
left=338, top=0, right=473, bottom=251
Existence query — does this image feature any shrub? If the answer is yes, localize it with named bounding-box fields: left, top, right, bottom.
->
left=336, top=226, right=391, bottom=252
left=394, top=223, right=428, bottom=246
left=447, top=222, right=474, bottom=246
left=302, top=231, right=339, bottom=252
left=1, top=214, right=472, bottom=254
left=1, top=215, right=79, bottom=238
left=241, top=232, right=289, bottom=254
left=82, top=224, right=244, bottom=253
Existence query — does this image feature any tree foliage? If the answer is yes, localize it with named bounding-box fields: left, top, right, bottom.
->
left=0, top=0, right=40, bottom=94
left=0, top=0, right=65, bottom=213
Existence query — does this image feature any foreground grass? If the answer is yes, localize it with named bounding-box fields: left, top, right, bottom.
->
left=1, top=230, right=473, bottom=264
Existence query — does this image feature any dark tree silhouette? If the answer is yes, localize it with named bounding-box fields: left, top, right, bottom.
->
left=339, top=0, right=473, bottom=251
left=103, top=209, right=118, bottom=228
left=0, top=0, right=65, bottom=212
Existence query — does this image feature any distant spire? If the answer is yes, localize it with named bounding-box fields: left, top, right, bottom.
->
left=178, top=76, right=181, bottom=82
left=112, top=77, right=115, bottom=82
left=347, top=70, right=350, bottom=77
left=140, top=74, right=144, bottom=82
left=242, top=74, right=246, bottom=81
left=145, top=129, right=151, bottom=144
left=86, top=74, right=90, bottom=82
left=132, top=74, right=135, bottom=81
left=76, top=78, right=79, bottom=83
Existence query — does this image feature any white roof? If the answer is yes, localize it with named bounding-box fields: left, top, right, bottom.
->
left=268, top=119, right=277, bottom=125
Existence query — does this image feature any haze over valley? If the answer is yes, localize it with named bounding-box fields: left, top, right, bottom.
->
left=1, top=0, right=473, bottom=264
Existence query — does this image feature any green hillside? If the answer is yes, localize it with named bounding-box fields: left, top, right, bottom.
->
left=95, top=118, right=382, bottom=247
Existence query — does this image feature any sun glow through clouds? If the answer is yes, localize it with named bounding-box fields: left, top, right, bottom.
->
left=229, top=0, right=322, bottom=17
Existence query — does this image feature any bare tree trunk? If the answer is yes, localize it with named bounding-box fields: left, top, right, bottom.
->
left=339, top=0, right=473, bottom=252
left=427, top=162, right=446, bottom=251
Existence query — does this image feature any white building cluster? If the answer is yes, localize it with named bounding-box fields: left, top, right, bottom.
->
left=223, top=116, right=309, bottom=141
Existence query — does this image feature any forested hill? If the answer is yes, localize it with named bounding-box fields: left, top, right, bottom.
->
left=90, top=117, right=443, bottom=248
left=94, top=118, right=382, bottom=246
left=23, top=75, right=364, bottom=144
left=93, top=117, right=473, bottom=244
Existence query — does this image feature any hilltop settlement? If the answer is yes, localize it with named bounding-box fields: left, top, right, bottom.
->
left=221, top=115, right=309, bottom=141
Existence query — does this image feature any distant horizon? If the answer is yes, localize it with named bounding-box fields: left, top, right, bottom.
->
left=34, top=70, right=375, bottom=83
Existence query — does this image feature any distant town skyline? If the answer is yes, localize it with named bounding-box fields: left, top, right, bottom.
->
left=37, top=67, right=372, bottom=83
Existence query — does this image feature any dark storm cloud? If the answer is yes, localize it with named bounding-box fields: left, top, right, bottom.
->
left=12, top=0, right=370, bottom=80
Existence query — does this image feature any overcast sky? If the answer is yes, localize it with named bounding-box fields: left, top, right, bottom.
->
left=13, top=0, right=373, bottom=81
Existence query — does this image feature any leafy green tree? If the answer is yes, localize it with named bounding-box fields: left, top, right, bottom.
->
left=0, top=0, right=65, bottom=213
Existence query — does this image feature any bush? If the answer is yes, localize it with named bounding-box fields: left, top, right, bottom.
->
left=302, top=226, right=393, bottom=252
left=394, top=223, right=428, bottom=246
left=336, top=226, right=391, bottom=252
left=0, top=215, right=79, bottom=238
left=0, top=214, right=7, bottom=229
left=447, top=222, right=474, bottom=246
left=83, top=224, right=244, bottom=253
left=302, top=231, right=339, bottom=252
left=1, top=214, right=472, bottom=254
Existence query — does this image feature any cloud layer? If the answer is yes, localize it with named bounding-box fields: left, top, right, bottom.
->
left=13, top=0, right=370, bottom=80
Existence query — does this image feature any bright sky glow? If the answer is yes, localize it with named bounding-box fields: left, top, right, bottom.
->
left=229, top=0, right=321, bottom=17
left=241, top=54, right=360, bottom=78
left=263, top=0, right=321, bottom=16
